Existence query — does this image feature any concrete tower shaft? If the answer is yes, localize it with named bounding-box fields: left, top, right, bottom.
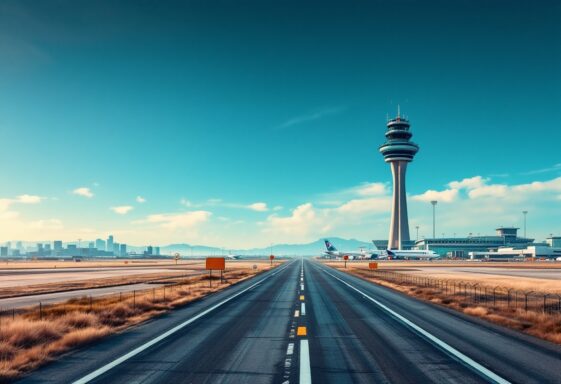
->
left=389, top=161, right=410, bottom=249
left=379, top=114, right=419, bottom=250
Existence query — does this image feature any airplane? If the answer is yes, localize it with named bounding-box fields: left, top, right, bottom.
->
left=372, top=241, right=440, bottom=260
left=323, top=240, right=382, bottom=260
left=226, top=253, right=242, bottom=260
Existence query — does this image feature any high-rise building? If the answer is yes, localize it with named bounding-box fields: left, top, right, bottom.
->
left=95, top=238, right=106, bottom=251
left=147, top=245, right=153, bottom=255
left=120, top=244, right=127, bottom=257
left=107, top=235, right=114, bottom=253
left=88, top=242, right=94, bottom=249
left=379, top=109, right=419, bottom=250
left=0, top=247, right=7, bottom=257
left=53, top=240, right=63, bottom=252
left=154, top=246, right=160, bottom=256
left=44, top=244, right=52, bottom=255
left=113, top=242, right=120, bottom=256
left=37, top=243, right=44, bottom=254
left=16, top=241, right=22, bottom=251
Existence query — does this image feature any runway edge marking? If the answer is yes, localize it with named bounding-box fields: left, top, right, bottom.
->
left=321, top=267, right=511, bottom=384
left=72, top=261, right=294, bottom=384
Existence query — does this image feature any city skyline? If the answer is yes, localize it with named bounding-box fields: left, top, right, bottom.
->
left=0, top=0, right=560, bottom=248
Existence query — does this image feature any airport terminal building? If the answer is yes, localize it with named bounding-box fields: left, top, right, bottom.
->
left=374, top=227, right=535, bottom=258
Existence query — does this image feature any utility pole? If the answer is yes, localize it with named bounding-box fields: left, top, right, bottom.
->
left=522, top=211, right=528, bottom=238
left=415, top=226, right=419, bottom=241
left=430, top=201, right=438, bottom=239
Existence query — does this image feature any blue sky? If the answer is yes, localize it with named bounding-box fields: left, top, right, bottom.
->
left=0, top=0, right=560, bottom=247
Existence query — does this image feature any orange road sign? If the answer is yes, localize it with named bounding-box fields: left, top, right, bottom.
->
left=269, top=255, right=275, bottom=260
left=343, top=255, right=349, bottom=261
left=369, top=262, right=378, bottom=269
left=206, top=257, right=225, bottom=270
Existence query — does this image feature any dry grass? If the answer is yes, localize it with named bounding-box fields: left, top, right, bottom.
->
left=0, top=262, right=281, bottom=382
left=0, top=259, right=279, bottom=299
left=327, top=263, right=561, bottom=346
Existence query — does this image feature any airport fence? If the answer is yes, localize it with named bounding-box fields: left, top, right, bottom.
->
left=0, top=269, right=245, bottom=329
left=368, top=270, right=561, bottom=314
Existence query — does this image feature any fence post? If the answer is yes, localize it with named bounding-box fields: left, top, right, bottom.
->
left=39, top=302, right=43, bottom=320
left=89, top=296, right=92, bottom=312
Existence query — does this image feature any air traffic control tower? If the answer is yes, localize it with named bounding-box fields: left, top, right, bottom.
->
left=379, top=109, right=419, bottom=249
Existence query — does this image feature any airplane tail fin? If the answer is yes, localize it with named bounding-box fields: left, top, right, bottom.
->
left=324, top=240, right=337, bottom=252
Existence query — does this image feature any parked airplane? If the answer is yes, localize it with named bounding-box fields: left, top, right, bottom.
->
left=323, top=240, right=382, bottom=260
left=372, top=241, right=440, bottom=260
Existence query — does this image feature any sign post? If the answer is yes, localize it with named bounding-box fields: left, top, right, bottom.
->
left=269, top=254, right=275, bottom=266
left=343, top=255, right=349, bottom=268
left=174, top=253, right=180, bottom=265
left=369, top=262, right=378, bottom=276
left=206, top=257, right=226, bottom=288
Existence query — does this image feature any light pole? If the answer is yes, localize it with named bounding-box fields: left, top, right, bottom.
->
left=522, top=211, right=528, bottom=238
left=430, top=201, right=438, bottom=239
left=415, top=225, right=419, bottom=241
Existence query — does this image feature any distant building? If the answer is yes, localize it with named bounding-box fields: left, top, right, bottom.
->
left=95, top=238, right=106, bottom=251
left=113, top=242, right=120, bottom=256
left=120, top=244, right=127, bottom=257
left=88, top=242, right=95, bottom=249
left=470, top=245, right=561, bottom=260
left=16, top=241, right=22, bottom=251
left=413, top=227, right=534, bottom=257
left=37, top=243, right=44, bottom=254
left=0, top=247, right=7, bottom=257
left=107, top=235, right=114, bottom=253
left=546, top=236, right=561, bottom=248
left=53, top=240, right=63, bottom=252
left=146, top=245, right=153, bottom=255
left=154, top=246, right=160, bottom=256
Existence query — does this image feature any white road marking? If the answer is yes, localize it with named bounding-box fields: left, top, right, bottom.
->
left=295, top=310, right=300, bottom=317
left=286, top=342, right=294, bottom=355
left=323, top=268, right=510, bottom=384
left=301, top=284, right=304, bottom=291
left=72, top=262, right=293, bottom=384
left=299, top=340, right=312, bottom=384
left=301, top=303, right=306, bottom=316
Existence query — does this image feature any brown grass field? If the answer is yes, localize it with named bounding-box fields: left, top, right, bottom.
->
left=322, top=260, right=561, bottom=346
left=0, top=260, right=283, bottom=382
left=0, top=259, right=276, bottom=299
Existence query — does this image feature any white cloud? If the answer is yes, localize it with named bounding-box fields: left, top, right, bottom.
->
left=246, top=202, right=268, bottom=212
left=412, top=189, right=458, bottom=203
left=111, top=205, right=134, bottom=215
left=264, top=203, right=330, bottom=239
left=73, top=187, right=94, bottom=198
left=273, top=205, right=283, bottom=211
left=353, top=183, right=388, bottom=196
left=468, top=184, right=508, bottom=199
left=335, top=197, right=391, bottom=214
left=139, top=210, right=211, bottom=230
left=15, top=194, right=43, bottom=204
left=136, top=196, right=146, bottom=203
left=448, top=176, right=488, bottom=190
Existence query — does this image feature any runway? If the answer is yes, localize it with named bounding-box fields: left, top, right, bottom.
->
left=17, top=259, right=561, bottom=384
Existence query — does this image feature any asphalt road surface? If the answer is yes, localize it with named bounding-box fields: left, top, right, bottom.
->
left=18, top=259, right=561, bottom=384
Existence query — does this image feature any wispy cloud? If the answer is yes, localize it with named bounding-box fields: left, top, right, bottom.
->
left=111, top=205, right=134, bottom=215
left=276, top=106, right=346, bottom=130
left=136, top=196, right=146, bottom=203
left=521, top=163, right=561, bottom=175
left=73, top=187, right=94, bottom=198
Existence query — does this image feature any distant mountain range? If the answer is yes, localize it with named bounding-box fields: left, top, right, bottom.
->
left=158, top=237, right=373, bottom=256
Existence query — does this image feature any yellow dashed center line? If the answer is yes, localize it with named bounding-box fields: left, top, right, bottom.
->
left=300, top=295, right=305, bottom=301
